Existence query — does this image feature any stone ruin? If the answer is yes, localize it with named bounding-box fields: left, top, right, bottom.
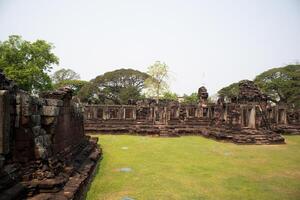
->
left=0, top=71, right=102, bottom=200
left=84, top=80, right=300, bottom=144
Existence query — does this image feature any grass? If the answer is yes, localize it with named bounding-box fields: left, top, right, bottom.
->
left=86, top=135, right=300, bottom=200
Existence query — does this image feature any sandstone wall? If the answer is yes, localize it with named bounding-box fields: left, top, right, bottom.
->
left=0, top=71, right=101, bottom=200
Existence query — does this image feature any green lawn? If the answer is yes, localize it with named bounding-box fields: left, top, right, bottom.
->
left=86, top=135, right=300, bottom=200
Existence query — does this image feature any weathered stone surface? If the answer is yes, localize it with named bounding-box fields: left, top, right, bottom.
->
left=0, top=72, right=101, bottom=199
left=42, top=117, right=57, bottom=125
left=84, top=82, right=295, bottom=144
left=31, top=115, right=41, bottom=126
left=45, top=99, right=64, bottom=107
left=0, top=90, right=10, bottom=155
left=42, top=106, right=60, bottom=116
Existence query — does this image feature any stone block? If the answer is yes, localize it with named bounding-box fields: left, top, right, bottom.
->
left=22, top=105, right=31, bottom=116
left=32, top=126, right=41, bottom=137
left=42, top=117, right=57, bottom=125
left=42, top=106, right=60, bottom=116
left=0, top=90, right=10, bottom=155
left=45, top=99, right=63, bottom=107
left=31, top=115, right=41, bottom=126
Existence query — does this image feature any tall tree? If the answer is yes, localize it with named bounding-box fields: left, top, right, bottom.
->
left=162, top=91, right=178, bottom=101
left=51, top=68, right=85, bottom=95
left=51, top=68, right=80, bottom=84
left=182, top=93, right=199, bottom=104
left=254, top=64, right=300, bottom=107
left=145, top=61, right=170, bottom=101
left=53, top=79, right=87, bottom=95
left=0, top=35, right=59, bottom=93
left=77, top=68, right=149, bottom=104
left=217, top=82, right=240, bottom=101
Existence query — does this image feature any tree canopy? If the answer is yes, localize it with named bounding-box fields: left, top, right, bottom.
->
left=161, top=92, right=178, bottom=101
left=0, top=35, right=59, bottom=93
left=51, top=68, right=80, bottom=84
left=144, top=61, right=170, bottom=101
left=217, top=82, right=240, bottom=101
left=51, top=68, right=85, bottom=95
left=77, top=68, right=149, bottom=104
left=53, top=79, right=87, bottom=95
left=254, top=64, right=300, bottom=107
left=218, top=65, right=300, bottom=107
left=182, top=92, right=199, bottom=104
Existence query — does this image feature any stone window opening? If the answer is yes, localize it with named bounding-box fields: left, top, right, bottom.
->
left=87, top=112, right=92, bottom=119
left=125, top=108, right=133, bottom=119
left=170, top=107, right=178, bottom=119
left=108, top=108, right=119, bottom=119
left=97, top=108, right=103, bottom=119
left=188, top=108, right=196, bottom=117
left=203, top=108, right=208, bottom=118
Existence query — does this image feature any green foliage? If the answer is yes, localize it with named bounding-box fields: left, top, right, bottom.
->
left=144, top=61, right=170, bottom=100
left=218, top=82, right=240, bottom=101
left=51, top=68, right=80, bottom=84
left=0, top=35, right=59, bottom=93
left=53, top=79, right=87, bottom=95
left=254, top=65, right=300, bottom=107
left=51, top=68, right=84, bottom=95
left=78, top=68, right=149, bottom=104
left=182, top=92, right=198, bottom=104
left=87, top=135, right=300, bottom=200
left=162, top=91, right=178, bottom=101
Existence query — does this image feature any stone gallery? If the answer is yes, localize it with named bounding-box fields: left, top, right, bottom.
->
left=84, top=80, right=300, bottom=144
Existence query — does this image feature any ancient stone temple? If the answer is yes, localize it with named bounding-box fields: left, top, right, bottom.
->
left=0, top=71, right=101, bottom=200
left=84, top=80, right=300, bottom=144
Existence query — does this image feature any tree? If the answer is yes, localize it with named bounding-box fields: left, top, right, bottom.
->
left=77, top=68, right=149, bottom=104
left=217, top=82, right=240, bottom=101
left=254, top=64, right=300, bottom=107
left=51, top=68, right=80, bottom=84
left=162, top=91, right=178, bottom=101
left=182, top=93, right=199, bottom=104
left=144, top=61, right=170, bottom=101
left=51, top=68, right=84, bottom=95
left=0, top=35, right=59, bottom=93
left=53, top=79, right=87, bottom=95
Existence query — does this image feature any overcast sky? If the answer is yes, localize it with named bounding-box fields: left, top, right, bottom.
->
left=0, top=0, right=299, bottom=95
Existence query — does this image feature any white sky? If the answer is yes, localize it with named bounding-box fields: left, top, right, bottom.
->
left=0, top=0, right=299, bottom=95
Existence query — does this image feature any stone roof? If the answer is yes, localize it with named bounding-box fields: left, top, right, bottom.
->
left=237, top=80, right=267, bottom=102
left=41, top=87, right=73, bottom=100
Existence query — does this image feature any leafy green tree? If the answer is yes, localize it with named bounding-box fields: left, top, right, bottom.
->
left=53, top=79, right=87, bottom=95
left=51, top=68, right=80, bottom=84
left=254, top=64, right=300, bottom=107
left=144, top=61, right=169, bottom=101
left=182, top=93, right=198, bottom=104
left=162, top=92, right=178, bottom=101
left=0, top=35, right=59, bottom=92
left=217, top=82, right=240, bottom=101
left=77, top=68, right=149, bottom=104
left=51, top=68, right=85, bottom=95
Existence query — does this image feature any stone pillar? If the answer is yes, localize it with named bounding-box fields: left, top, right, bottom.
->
left=133, top=107, right=137, bottom=120
left=93, top=107, right=97, bottom=119
left=248, top=106, right=256, bottom=129
left=223, top=106, right=228, bottom=121
left=281, top=109, right=287, bottom=124
left=103, top=107, right=108, bottom=120
left=0, top=90, right=10, bottom=156
left=123, top=107, right=126, bottom=119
